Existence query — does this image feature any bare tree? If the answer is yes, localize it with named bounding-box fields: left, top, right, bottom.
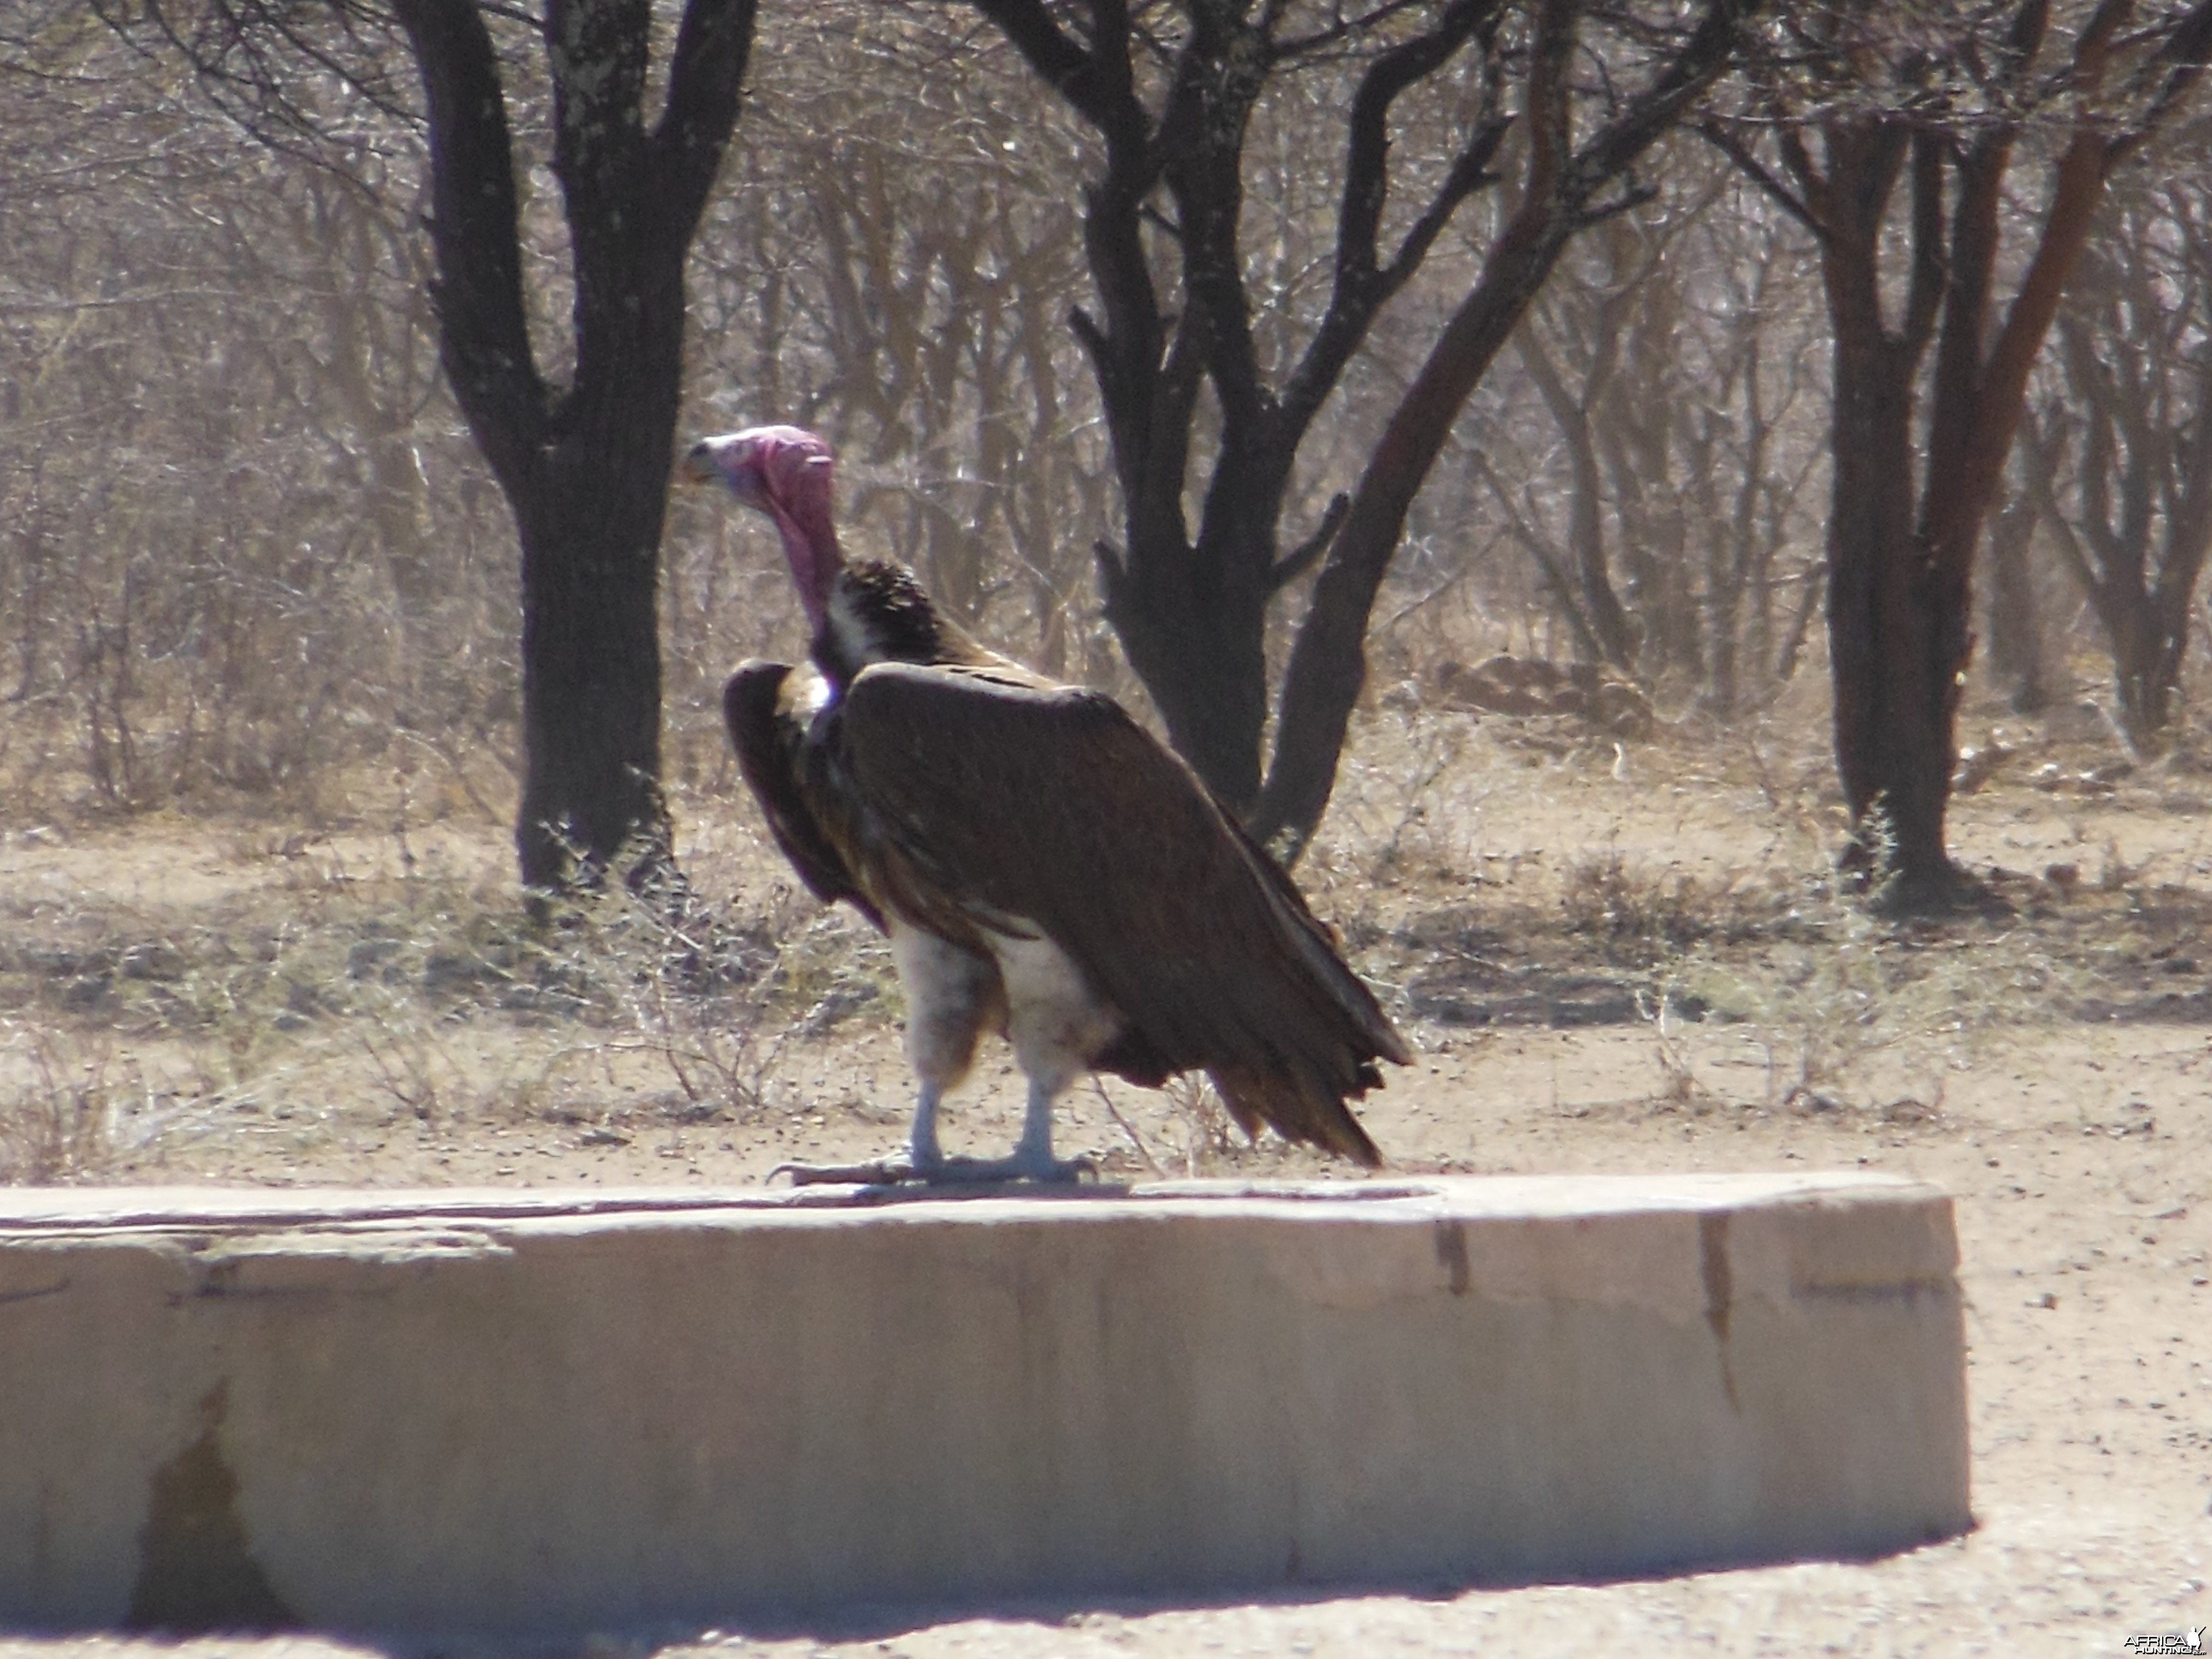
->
left=1711, top=0, right=2212, bottom=907
left=970, top=0, right=1515, bottom=822
left=1482, top=164, right=1827, bottom=710
left=2026, top=171, right=2212, bottom=745
left=965, top=0, right=1765, bottom=863
left=1254, top=0, right=1763, bottom=856
left=111, top=0, right=758, bottom=897
left=1, top=4, right=501, bottom=812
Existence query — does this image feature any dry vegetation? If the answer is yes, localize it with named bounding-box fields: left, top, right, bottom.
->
left=6, top=627, right=2212, bottom=1190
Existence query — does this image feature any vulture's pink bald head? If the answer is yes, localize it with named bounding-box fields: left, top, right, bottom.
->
left=680, top=425, right=842, bottom=628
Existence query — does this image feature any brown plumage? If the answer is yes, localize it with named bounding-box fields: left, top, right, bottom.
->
left=684, top=425, right=1405, bottom=1180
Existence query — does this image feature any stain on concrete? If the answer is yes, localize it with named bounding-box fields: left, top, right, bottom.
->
left=1433, top=1221, right=1471, bottom=1297
left=125, top=1380, right=297, bottom=1633
left=1698, top=1213, right=1739, bottom=1412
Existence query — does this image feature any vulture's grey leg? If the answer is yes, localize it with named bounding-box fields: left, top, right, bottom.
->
left=774, top=1085, right=1086, bottom=1185
left=777, top=1079, right=1090, bottom=1186
left=997, top=1076, right=1093, bottom=1181
left=910, top=1079, right=945, bottom=1169
left=771, top=926, right=1002, bottom=1189
left=770, top=1080, right=942, bottom=1187
left=770, top=926, right=1090, bottom=1187
left=916, top=1080, right=1090, bottom=1184
left=889, top=928, right=1105, bottom=1183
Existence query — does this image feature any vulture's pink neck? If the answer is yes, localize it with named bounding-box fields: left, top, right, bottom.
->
left=771, top=487, right=844, bottom=633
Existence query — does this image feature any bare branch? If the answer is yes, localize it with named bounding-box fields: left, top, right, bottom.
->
left=1695, top=119, right=1827, bottom=241
left=1267, top=493, right=1350, bottom=594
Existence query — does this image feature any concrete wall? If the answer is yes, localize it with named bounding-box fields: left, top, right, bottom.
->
left=0, top=1175, right=1969, bottom=1635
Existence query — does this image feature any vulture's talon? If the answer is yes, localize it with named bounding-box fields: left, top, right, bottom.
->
left=932, top=1153, right=1096, bottom=1185
left=767, top=1153, right=1096, bottom=1189
left=767, top=1157, right=922, bottom=1188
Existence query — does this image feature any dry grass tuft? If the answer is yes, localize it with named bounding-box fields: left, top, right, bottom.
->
left=0, top=1023, right=125, bottom=1183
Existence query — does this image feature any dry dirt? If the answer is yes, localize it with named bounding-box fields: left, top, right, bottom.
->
left=2, top=694, right=2209, bottom=1655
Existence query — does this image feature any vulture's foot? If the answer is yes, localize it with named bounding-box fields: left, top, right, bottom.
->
left=929, top=1151, right=1095, bottom=1185
left=769, top=1155, right=925, bottom=1187
left=768, top=1152, right=1094, bottom=1188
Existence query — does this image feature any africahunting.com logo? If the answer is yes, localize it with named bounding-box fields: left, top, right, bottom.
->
left=2123, top=1630, right=2204, bottom=1655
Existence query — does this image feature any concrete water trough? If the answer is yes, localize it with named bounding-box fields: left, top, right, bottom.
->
left=0, top=1174, right=1970, bottom=1636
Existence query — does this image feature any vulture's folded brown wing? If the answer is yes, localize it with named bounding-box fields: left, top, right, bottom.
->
left=833, top=662, right=1405, bottom=1162
left=722, top=661, right=884, bottom=930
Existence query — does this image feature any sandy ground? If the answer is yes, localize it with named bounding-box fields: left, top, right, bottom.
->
left=3, top=703, right=2210, bottom=1654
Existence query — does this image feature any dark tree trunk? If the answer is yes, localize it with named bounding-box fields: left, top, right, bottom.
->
left=1807, top=125, right=1948, bottom=890
left=510, top=368, right=688, bottom=890
left=392, top=0, right=754, bottom=895
left=1099, top=515, right=1276, bottom=811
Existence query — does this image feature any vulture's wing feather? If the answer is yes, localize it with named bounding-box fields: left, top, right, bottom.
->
left=837, top=663, right=1404, bottom=1162
left=722, top=661, right=885, bottom=930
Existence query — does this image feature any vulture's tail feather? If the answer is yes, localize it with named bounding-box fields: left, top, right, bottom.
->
left=1208, top=1061, right=1385, bottom=1169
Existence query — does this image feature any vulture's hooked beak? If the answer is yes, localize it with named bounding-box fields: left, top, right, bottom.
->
left=675, top=441, right=722, bottom=488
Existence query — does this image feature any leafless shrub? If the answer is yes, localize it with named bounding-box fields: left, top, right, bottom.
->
left=1634, top=984, right=1715, bottom=1110
left=1561, top=851, right=1739, bottom=962
left=1158, top=1074, right=1243, bottom=1180
left=0, top=1023, right=149, bottom=1182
